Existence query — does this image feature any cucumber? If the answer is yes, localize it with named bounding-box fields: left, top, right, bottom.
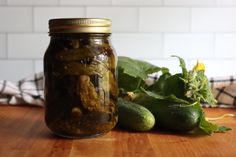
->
left=117, top=98, right=155, bottom=131
left=133, top=94, right=201, bottom=133
left=144, top=102, right=201, bottom=133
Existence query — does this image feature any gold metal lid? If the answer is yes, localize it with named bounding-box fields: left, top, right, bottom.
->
left=49, top=18, right=112, bottom=34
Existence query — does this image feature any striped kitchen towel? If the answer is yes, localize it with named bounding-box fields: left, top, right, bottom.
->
left=0, top=72, right=236, bottom=108
left=209, top=76, right=236, bottom=108
left=0, top=72, right=44, bottom=106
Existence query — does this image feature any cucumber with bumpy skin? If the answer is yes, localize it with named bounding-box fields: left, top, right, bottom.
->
left=117, top=98, right=155, bottom=131
left=146, top=103, right=201, bottom=132
left=132, top=93, right=201, bottom=133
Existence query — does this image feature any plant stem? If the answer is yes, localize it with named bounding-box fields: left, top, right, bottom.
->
left=206, top=114, right=235, bottom=121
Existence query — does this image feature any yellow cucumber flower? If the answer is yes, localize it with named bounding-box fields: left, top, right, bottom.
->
left=193, top=60, right=205, bottom=72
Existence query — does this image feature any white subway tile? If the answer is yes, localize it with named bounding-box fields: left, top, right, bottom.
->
left=8, top=34, right=49, bottom=59
left=192, top=8, right=236, bottom=32
left=60, top=0, right=111, bottom=5
left=0, top=60, right=34, bottom=81
left=0, top=34, right=6, bottom=58
left=34, top=7, right=85, bottom=32
left=140, top=7, right=190, bottom=32
left=145, top=59, right=190, bottom=74
left=216, top=0, right=236, bottom=5
left=149, top=58, right=236, bottom=78
left=190, top=59, right=236, bottom=77
left=164, top=0, right=215, bottom=5
left=7, top=0, right=58, bottom=5
left=112, top=0, right=162, bottom=6
left=140, top=0, right=162, bottom=5
left=87, top=7, right=138, bottom=32
left=164, top=33, right=214, bottom=58
left=0, top=7, right=32, bottom=32
left=112, top=33, right=162, bottom=59
left=34, top=60, right=43, bottom=73
left=215, top=34, right=236, bottom=58
left=0, top=0, right=5, bottom=5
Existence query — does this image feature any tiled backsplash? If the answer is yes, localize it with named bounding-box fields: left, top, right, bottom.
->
left=1, top=0, right=236, bottom=81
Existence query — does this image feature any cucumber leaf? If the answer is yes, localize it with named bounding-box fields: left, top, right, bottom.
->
left=199, top=115, right=232, bottom=135
left=171, top=55, right=188, bottom=79
left=118, top=56, right=163, bottom=80
left=118, top=72, right=145, bottom=92
left=171, top=55, right=217, bottom=105
left=141, top=88, right=189, bottom=104
left=193, top=102, right=231, bottom=135
left=118, top=56, right=168, bottom=91
left=147, top=72, right=171, bottom=94
left=182, top=70, right=217, bottom=105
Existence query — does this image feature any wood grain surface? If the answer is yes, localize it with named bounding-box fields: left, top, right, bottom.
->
left=0, top=105, right=235, bottom=157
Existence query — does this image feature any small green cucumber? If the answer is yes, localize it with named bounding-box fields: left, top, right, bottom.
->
left=117, top=98, right=155, bottom=131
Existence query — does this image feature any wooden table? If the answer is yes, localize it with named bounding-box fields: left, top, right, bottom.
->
left=0, top=105, right=235, bottom=157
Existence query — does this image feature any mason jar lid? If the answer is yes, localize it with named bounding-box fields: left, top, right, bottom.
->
left=49, top=18, right=112, bottom=34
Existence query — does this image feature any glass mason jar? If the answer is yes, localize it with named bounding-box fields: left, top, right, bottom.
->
left=44, top=18, right=118, bottom=138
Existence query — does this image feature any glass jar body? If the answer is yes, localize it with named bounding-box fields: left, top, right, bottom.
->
left=44, top=33, right=118, bottom=138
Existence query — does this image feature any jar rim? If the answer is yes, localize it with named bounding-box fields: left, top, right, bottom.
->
left=49, top=18, right=112, bottom=34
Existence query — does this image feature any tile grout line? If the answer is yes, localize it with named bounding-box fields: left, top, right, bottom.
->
left=33, top=59, right=37, bottom=74
left=32, top=6, right=35, bottom=33
left=5, top=33, right=8, bottom=59
left=162, top=0, right=165, bottom=5
left=137, top=6, right=140, bottom=32
left=84, top=6, right=87, bottom=17
left=161, top=32, right=165, bottom=59
left=189, top=7, right=192, bottom=33
left=212, top=32, right=216, bottom=58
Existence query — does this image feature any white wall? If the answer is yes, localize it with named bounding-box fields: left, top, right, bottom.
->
left=1, top=0, right=236, bottom=81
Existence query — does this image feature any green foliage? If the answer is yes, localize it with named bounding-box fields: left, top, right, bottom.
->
left=182, top=70, right=217, bottom=105
left=199, top=114, right=232, bottom=134
left=117, top=55, right=231, bottom=134
left=171, top=55, right=188, bottom=78
left=141, top=88, right=189, bottom=104
left=118, top=56, right=168, bottom=91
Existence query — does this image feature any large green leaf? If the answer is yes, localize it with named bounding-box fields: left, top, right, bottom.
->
left=118, top=56, right=168, bottom=91
left=147, top=72, right=171, bottom=94
left=118, top=56, right=167, bottom=80
left=118, top=71, right=145, bottom=92
left=199, top=114, right=231, bottom=135
left=141, top=88, right=189, bottom=104
left=171, top=55, right=188, bottom=78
